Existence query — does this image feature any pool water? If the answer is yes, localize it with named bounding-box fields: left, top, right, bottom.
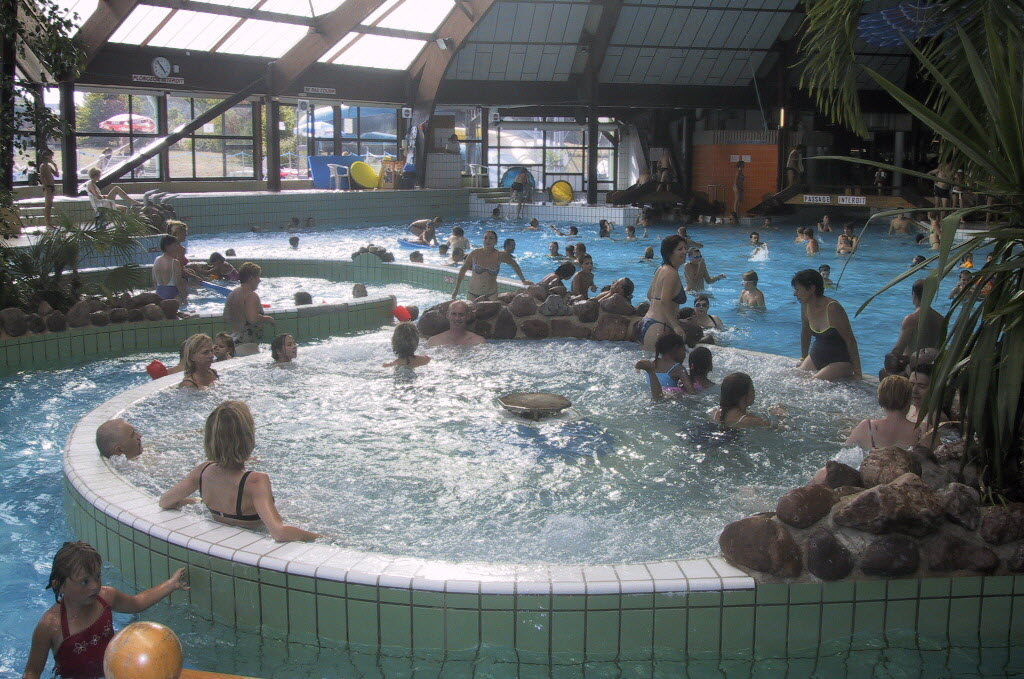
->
left=186, top=280, right=445, bottom=317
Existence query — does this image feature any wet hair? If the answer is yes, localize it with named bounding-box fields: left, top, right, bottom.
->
left=503, top=238, right=516, bottom=250
left=805, top=228, right=815, bottom=237
left=452, top=226, right=464, bottom=237
left=438, top=244, right=449, bottom=255
left=688, top=346, right=713, bottom=379
left=575, top=243, right=587, bottom=255
left=678, top=307, right=695, bottom=320
left=579, top=254, right=593, bottom=265
left=238, top=262, right=261, bottom=283
left=555, top=262, right=576, bottom=280
left=491, top=207, right=501, bottom=217
left=818, top=264, right=831, bottom=273
left=742, top=270, right=758, bottom=284
left=718, top=372, right=754, bottom=421
left=913, top=255, right=927, bottom=266
left=616, top=277, right=635, bottom=300
left=878, top=375, right=913, bottom=411
left=214, top=332, right=235, bottom=357
left=912, top=279, right=925, bottom=300
left=749, top=231, right=759, bottom=239
left=643, top=246, right=654, bottom=259
left=46, top=542, right=102, bottom=602
left=626, top=225, right=636, bottom=235
left=681, top=322, right=704, bottom=347
left=410, top=251, right=424, bottom=263
left=182, top=333, right=213, bottom=375
left=568, top=226, right=579, bottom=235
left=451, top=247, right=465, bottom=261
left=293, top=291, right=313, bottom=306
left=159, top=235, right=178, bottom=253
left=915, top=233, right=928, bottom=244
left=654, top=332, right=686, bottom=361
left=209, top=252, right=225, bottom=264
left=565, top=245, right=576, bottom=257
left=483, top=229, right=497, bottom=241
left=205, top=400, right=255, bottom=468
left=694, top=294, right=710, bottom=307
left=660, top=235, right=686, bottom=266
left=270, top=333, right=293, bottom=362
left=289, top=236, right=299, bottom=248
left=791, top=269, right=825, bottom=296
left=391, top=322, right=419, bottom=359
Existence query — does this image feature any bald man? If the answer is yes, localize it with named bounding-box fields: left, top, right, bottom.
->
left=96, top=419, right=143, bottom=460
left=427, top=300, right=485, bottom=347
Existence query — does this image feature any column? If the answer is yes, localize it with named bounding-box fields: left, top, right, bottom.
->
left=586, top=103, right=599, bottom=205
left=265, top=97, right=280, bottom=192
left=893, top=130, right=905, bottom=189
left=59, top=81, right=78, bottom=197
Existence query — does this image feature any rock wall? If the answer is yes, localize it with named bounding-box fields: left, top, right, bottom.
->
left=0, top=293, right=181, bottom=340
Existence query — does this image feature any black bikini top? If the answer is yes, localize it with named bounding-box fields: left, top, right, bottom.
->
left=199, top=462, right=259, bottom=522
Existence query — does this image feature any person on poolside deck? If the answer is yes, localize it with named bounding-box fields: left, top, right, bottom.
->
left=691, top=294, right=724, bottom=330
left=178, top=333, right=219, bottom=390
left=845, top=375, right=920, bottom=450
left=451, top=230, right=532, bottom=301
left=270, top=333, right=298, bottom=366
left=95, top=418, right=143, bottom=460
left=152, top=236, right=187, bottom=305
left=683, top=247, right=726, bottom=292
left=224, top=262, right=274, bottom=357
left=427, top=300, right=484, bottom=347
left=639, top=235, right=689, bottom=351
left=635, top=332, right=693, bottom=400
left=159, top=401, right=319, bottom=542
left=383, top=322, right=432, bottom=368
left=792, top=269, right=862, bottom=380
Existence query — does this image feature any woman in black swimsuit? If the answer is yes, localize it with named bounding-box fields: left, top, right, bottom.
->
left=159, top=400, right=319, bottom=542
left=792, top=269, right=862, bottom=380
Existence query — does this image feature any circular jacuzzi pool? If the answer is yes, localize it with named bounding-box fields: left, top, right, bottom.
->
left=115, top=330, right=877, bottom=564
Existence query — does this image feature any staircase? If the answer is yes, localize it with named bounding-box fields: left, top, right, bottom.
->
left=469, top=187, right=512, bottom=204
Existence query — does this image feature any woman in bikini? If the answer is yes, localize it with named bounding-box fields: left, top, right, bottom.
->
left=845, top=375, right=919, bottom=450
left=451, top=230, right=532, bottom=301
left=159, top=400, right=319, bottom=542
left=792, top=269, right=862, bottom=380
left=178, top=334, right=220, bottom=389
left=639, top=235, right=689, bottom=352
left=383, top=322, right=431, bottom=368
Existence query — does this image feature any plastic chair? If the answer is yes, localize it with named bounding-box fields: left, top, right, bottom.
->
left=327, top=163, right=349, bottom=190
left=468, top=164, right=488, bottom=188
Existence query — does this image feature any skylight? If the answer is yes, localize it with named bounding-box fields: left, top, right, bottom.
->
left=216, top=19, right=308, bottom=58
left=186, top=0, right=262, bottom=10
left=327, top=33, right=427, bottom=70
left=108, top=5, right=173, bottom=45
left=145, top=10, right=239, bottom=51
left=363, top=0, right=455, bottom=33
left=259, top=0, right=347, bottom=17
left=52, top=0, right=99, bottom=31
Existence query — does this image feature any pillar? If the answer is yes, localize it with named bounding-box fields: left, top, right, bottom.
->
left=157, top=93, right=169, bottom=182
left=0, top=0, right=16, bottom=193
left=893, top=130, right=905, bottom=189
left=59, top=81, right=78, bottom=197
left=265, top=97, right=280, bottom=192
left=586, top=103, right=599, bottom=205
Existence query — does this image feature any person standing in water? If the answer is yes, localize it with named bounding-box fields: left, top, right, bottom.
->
left=792, top=269, right=862, bottom=380
left=451, top=230, right=532, bottom=301
left=683, top=248, right=726, bottom=291
left=638, top=235, right=689, bottom=351
left=224, top=262, right=274, bottom=356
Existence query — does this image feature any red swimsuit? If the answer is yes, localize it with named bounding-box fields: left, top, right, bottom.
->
left=54, top=595, right=115, bottom=679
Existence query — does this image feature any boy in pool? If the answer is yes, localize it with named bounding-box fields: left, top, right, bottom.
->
left=288, top=236, right=300, bottom=249
left=570, top=255, right=597, bottom=300
left=548, top=241, right=561, bottom=258
left=447, top=227, right=469, bottom=251
left=23, top=542, right=188, bottom=679
left=818, top=264, right=834, bottom=288
left=739, top=271, right=765, bottom=308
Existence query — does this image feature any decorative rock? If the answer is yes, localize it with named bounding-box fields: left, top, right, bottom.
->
left=592, top=313, right=632, bottom=341
left=548, top=284, right=568, bottom=298
left=538, top=295, right=572, bottom=317
left=522, top=319, right=550, bottom=339
left=127, top=308, right=144, bottom=322
left=129, top=292, right=163, bottom=309
left=472, top=320, right=493, bottom=339
left=381, top=252, right=395, bottom=263
left=598, top=293, right=635, bottom=316
left=142, top=304, right=164, bottom=322
left=225, top=249, right=236, bottom=256
left=719, top=514, right=802, bottom=578
left=861, top=534, right=919, bottom=577
left=860, top=447, right=922, bottom=487
left=496, top=292, right=518, bottom=305
left=940, top=483, right=980, bottom=530
left=527, top=284, right=549, bottom=302
left=37, top=300, right=53, bottom=316
left=550, top=319, right=591, bottom=339
left=85, top=298, right=105, bottom=313
left=109, top=308, right=128, bottom=324
left=88, top=311, right=109, bottom=327
left=805, top=528, right=854, bottom=581
left=510, top=294, right=538, bottom=317
left=45, top=311, right=66, bottom=332
left=810, top=460, right=862, bottom=489
left=573, top=299, right=600, bottom=323
left=405, top=305, right=419, bottom=322
left=159, top=299, right=180, bottom=319
left=0, top=307, right=28, bottom=336
left=775, top=485, right=838, bottom=529
left=417, top=310, right=449, bottom=337
left=835, top=486, right=865, bottom=498
left=491, top=307, right=517, bottom=340
left=923, top=535, right=998, bottom=574
left=933, top=440, right=965, bottom=463
left=66, top=301, right=92, bottom=328
left=978, top=503, right=1024, bottom=545
left=473, top=301, right=502, bottom=321
left=352, top=284, right=368, bottom=298
left=833, top=473, right=944, bottom=536
left=635, top=301, right=650, bottom=317
left=26, top=313, right=45, bottom=334
left=1008, top=545, right=1024, bottom=573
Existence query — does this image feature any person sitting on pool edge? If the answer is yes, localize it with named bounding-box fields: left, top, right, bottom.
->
left=96, top=418, right=143, bottom=460
left=739, top=271, right=765, bottom=308
left=178, top=333, right=220, bottom=390
left=224, top=262, right=274, bottom=357
left=383, top=322, right=431, bottom=368
left=710, top=372, right=771, bottom=428
left=888, top=278, right=944, bottom=368
left=844, top=375, right=920, bottom=450
left=270, top=333, right=298, bottom=366
left=428, top=300, right=485, bottom=347
left=159, top=400, right=320, bottom=542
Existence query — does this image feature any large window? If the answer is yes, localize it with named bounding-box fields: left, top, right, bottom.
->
left=293, top=104, right=399, bottom=174
left=435, top=106, right=483, bottom=169
left=168, top=96, right=255, bottom=179
left=75, top=91, right=160, bottom=180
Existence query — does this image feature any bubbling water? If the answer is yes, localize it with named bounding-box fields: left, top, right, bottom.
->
left=122, top=334, right=878, bottom=564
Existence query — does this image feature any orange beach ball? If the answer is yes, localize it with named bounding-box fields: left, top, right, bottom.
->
left=103, top=621, right=183, bottom=679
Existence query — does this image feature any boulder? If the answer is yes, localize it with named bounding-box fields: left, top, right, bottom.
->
left=521, top=319, right=550, bottom=339
left=491, top=307, right=517, bottom=340
left=225, top=248, right=236, bottom=256
left=37, top=300, right=53, bottom=316
left=940, top=483, right=981, bottom=530
left=527, top=284, right=549, bottom=302
left=142, top=304, right=164, bottom=322
left=404, top=305, right=419, bottom=322
left=548, top=284, right=568, bottom=298
left=550, top=319, right=592, bottom=339
left=510, top=294, right=538, bottom=317
left=979, top=503, right=1024, bottom=545
left=573, top=299, right=600, bottom=323
left=496, top=291, right=518, bottom=305
left=88, top=311, right=109, bottom=327
left=538, top=295, right=573, bottom=317
left=860, top=447, right=922, bottom=487
left=810, top=460, right=863, bottom=489
left=66, top=300, right=92, bottom=328
left=805, top=528, right=854, bottom=581
left=472, top=320, right=493, bottom=339
left=719, top=514, right=802, bottom=578
left=923, top=535, right=998, bottom=574
left=381, top=252, right=395, bottom=263
left=835, top=486, right=865, bottom=498
left=129, top=292, right=163, bottom=309
left=44, top=311, right=66, bottom=332
left=159, top=299, right=180, bottom=319
left=933, top=440, right=965, bottom=464
left=417, top=310, right=449, bottom=337
left=0, top=307, right=28, bottom=336
left=85, top=298, right=105, bottom=313
left=592, top=313, right=632, bottom=342
left=473, top=301, right=502, bottom=321
left=635, top=301, right=650, bottom=317
left=352, top=284, right=368, bottom=298
left=775, top=485, right=838, bottom=529
left=861, top=534, right=920, bottom=577
left=598, top=293, right=635, bottom=316
left=833, top=473, right=944, bottom=536
left=26, top=313, right=45, bottom=334
left=1008, top=545, right=1024, bottom=573
left=127, top=308, right=144, bottom=322
left=109, top=308, right=128, bottom=324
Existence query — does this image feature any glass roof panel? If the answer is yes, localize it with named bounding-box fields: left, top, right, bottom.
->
left=259, top=0, right=347, bottom=16
left=186, top=0, right=262, bottom=10
left=317, top=32, right=360, bottom=62
left=108, top=5, right=173, bottom=45
left=53, top=0, right=99, bottom=31
left=330, top=33, right=427, bottom=70
left=217, top=19, right=308, bottom=58
left=368, top=0, right=454, bottom=33
left=146, top=10, right=240, bottom=51
left=362, top=0, right=403, bottom=25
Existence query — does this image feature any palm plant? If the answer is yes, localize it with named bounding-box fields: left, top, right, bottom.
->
left=799, top=1, right=1024, bottom=498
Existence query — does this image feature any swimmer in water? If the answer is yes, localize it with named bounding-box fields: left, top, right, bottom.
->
left=805, top=228, right=820, bottom=255
left=710, top=372, right=771, bottom=428
left=635, top=332, right=694, bottom=399
left=383, top=322, right=431, bottom=368
left=538, top=261, right=577, bottom=289
left=565, top=244, right=576, bottom=261
left=526, top=218, right=540, bottom=230
left=691, top=294, right=724, bottom=330
left=749, top=231, right=765, bottom=247
left=683, top=248, right=726, bottom=291
left=625, top=225, right=637, bottom=241
left=641, top=246, right=654, bottom=261
left=598, top=220, right=613, bottom=238
left=550, top=224, right=579, bottom=237
left=688, top=346, right=715, bottom=391
left=818, top=264, right=835, bottom=288
left=912, top=255, right=927, bottom=268
left=570, top=255, right=597, bottom=299
left=548, top=241, right=561, bottom=257
left=270, top=333, right=298, bottom=365
left=739, top=270, right=765, bottom=308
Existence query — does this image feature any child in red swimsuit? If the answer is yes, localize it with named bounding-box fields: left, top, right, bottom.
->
left=23, top=541, right=188, bottom=679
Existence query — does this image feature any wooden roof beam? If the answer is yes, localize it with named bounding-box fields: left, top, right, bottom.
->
left=74, top=0, right=140, bottom=71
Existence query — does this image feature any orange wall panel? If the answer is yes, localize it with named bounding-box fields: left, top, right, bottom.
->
left=691, top=144, right=779, bottom=214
